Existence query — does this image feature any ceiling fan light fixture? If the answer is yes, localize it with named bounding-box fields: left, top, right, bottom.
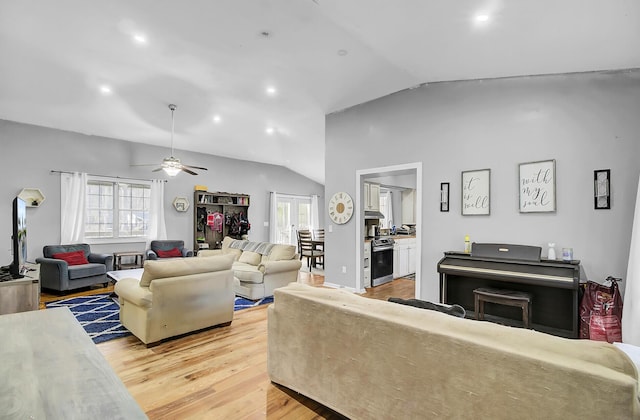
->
left=147, top=103, right=208, bottom=176
left=162, top=166, right=180, bottom=176
left=163, top=166, right=181, bottom=176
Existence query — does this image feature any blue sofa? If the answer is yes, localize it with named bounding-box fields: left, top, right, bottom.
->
left=36, top=244, right=113, bottom=292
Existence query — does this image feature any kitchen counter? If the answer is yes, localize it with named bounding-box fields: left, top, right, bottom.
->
left=365, top=235, right=416, bottom=241
left=390, top=234, right=417, bottom=240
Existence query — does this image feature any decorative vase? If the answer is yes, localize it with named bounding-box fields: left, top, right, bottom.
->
left=547, top=243, right=556, bottom=260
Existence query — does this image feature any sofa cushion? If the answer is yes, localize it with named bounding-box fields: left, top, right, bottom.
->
left=52, top=250, right=89, bottom=266
left=156, top=247, right=182, bottom=258
left=238, top=251, right=262, bottom=266
left=68, top=263, right=106, bottom=280
left=232, top=263, right=265, bottom=284
left=265, top=244, right=296, bottom=261
left=139, top=255, right=233, bottom=287
left=229, top=239, right=249, bottom=250
left=221, top=236, right=236, bottom=249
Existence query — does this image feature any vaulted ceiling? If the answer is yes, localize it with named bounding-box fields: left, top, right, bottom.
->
left=1, top=1, right=639, bottom=184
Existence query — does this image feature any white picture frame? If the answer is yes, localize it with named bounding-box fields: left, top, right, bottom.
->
left=519, top=159, right=556, bottom=213
left=461, top=169, right=490, bottom=216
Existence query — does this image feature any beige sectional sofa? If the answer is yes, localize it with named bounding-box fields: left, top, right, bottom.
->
left=198, top=237, right=301, bottom=300
left=268, top=283, right=640, bottom=419
left=114, top=255, right=234, bottom=345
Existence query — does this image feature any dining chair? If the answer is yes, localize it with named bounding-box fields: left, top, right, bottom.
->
left=297, top=230, right=312, bottom=260
left=312, top=229, right=325, bottom=253
left=299, top=237, right=324, bottom=271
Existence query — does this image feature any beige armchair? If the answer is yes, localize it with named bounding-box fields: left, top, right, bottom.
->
left=114, top=255, right=235, bottom=345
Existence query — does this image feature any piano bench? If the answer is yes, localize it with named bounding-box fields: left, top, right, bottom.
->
left=473, top=288, right=532, bottom=329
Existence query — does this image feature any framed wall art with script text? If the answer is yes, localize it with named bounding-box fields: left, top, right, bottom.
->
left=461, top=169, right=490, bottom=216
left=519, top=159, right=556, bottom=213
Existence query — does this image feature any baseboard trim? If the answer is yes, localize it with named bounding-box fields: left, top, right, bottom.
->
left=321, top=282, right=358, bottom=293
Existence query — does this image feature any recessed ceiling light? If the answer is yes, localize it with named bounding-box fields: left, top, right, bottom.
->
left=99, top=85, right=112, bottom=95
left=265, top=127, right=275, bottom=135
left=337, top=49, right=348, bottom=56
left=212, top=115, right=221, bottom=123
left=133, top=34, right=147, bottom=45
left=475, top=14, right=490, bottom=22
left=266, top=86, right=277, bottom=96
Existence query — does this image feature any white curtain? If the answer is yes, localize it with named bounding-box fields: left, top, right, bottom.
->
left=269, top=191, right=278, bottom=242
left=60, top=172, right=87, bottom=243
left=146, top=179, right=167, bottom=246
left=623, top=175, right=640, bottom=346
left=310, top=194, right=320, bottom=231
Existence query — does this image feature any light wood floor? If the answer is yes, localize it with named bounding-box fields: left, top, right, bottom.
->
left=40, top=272, right=416, bottom=419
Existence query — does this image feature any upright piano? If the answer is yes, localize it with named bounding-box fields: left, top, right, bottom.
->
left=437, top=244, right=581, bottom=338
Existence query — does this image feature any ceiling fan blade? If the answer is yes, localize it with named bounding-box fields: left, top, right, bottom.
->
left=130, top=163, right=158, bottom=167
left=181, top=164, right=208, bottom=171
left=181, top=167, right=198, bottom=175
left=151, top=167, right=164, bottom=172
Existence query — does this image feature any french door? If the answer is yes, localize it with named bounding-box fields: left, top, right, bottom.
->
left=274, top=195, right=311, bottom=246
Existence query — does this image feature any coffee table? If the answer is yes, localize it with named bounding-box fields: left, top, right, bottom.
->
left=107, top=268, right=144, bottom=284
left=107, top=269, right=144, bottom=297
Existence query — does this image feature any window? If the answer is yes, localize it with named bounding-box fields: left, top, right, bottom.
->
left=85, top=179, right=150, bottom=239
left=274, top=195, right=312, bottom=246
left=379, top=189, right=393, bottom=229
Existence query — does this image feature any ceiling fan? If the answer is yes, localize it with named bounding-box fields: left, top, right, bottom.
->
left=152, top=104, right=208, bottom=176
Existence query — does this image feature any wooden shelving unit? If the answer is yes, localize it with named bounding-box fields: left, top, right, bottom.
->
left=194, top=191, right=250, bottom=253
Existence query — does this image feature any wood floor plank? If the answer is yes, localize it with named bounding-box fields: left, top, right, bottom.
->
left=44, top=272, right=415, bottom=419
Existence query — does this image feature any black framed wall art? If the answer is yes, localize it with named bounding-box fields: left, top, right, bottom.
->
left=440, top=182, right=449, bottom=212
left=594, top=169, right=611, bottom=209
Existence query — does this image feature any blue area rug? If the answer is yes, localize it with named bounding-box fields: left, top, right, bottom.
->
left=234, top=295, right=273, bottom=311
left=45, top=294, right=274, bottom=344
left=45, top=294, right=130, bottom=344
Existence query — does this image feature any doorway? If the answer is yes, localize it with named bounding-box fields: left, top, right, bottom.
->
left=355, top=162, right=422, bottom=298
left=273, top=195, right=312, bottom=246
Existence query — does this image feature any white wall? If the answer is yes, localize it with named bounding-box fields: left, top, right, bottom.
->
left=0, top=120, right=324, bottom=263
left=325, top=70, right=640, bottom=301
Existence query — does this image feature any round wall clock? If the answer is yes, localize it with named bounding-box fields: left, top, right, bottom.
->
left=328, top=192, right=354, bottom=225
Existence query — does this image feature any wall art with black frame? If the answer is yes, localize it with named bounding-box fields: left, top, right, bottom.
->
left=594, top=169, right=611, bottom=209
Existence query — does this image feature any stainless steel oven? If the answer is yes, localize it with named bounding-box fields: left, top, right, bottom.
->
left=371, top=237, right=394, bottom=286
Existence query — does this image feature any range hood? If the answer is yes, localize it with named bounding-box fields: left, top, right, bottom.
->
left=364, top=210, right=385, bottom=219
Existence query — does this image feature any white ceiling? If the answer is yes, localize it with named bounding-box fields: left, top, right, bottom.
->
left=1, top=1, right=639, bottom=184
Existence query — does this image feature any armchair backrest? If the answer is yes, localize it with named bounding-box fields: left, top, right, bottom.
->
left=43, top=243, right=91, bottom=258
left=150, top=240, right=185, bottom=253
left=140, top=255, right=234, bottom=287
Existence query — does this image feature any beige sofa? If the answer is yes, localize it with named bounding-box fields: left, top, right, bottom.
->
left=114, top=255, right=234, bottom=345
left=198, top=237, right=301, bottom=300
left=268, top=283, right=640, bottom=419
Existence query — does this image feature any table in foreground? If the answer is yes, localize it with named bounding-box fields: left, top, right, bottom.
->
left=0, top=307, right=147, bottom=419
left=107, top=268, right=145, bottom=283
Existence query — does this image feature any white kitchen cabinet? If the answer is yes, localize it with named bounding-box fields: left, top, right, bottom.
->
left=364, top=182, right=380, bottom=211
left=402, top=189, right=416, bottom=224
left=393, top=238, right=416, bottom=278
